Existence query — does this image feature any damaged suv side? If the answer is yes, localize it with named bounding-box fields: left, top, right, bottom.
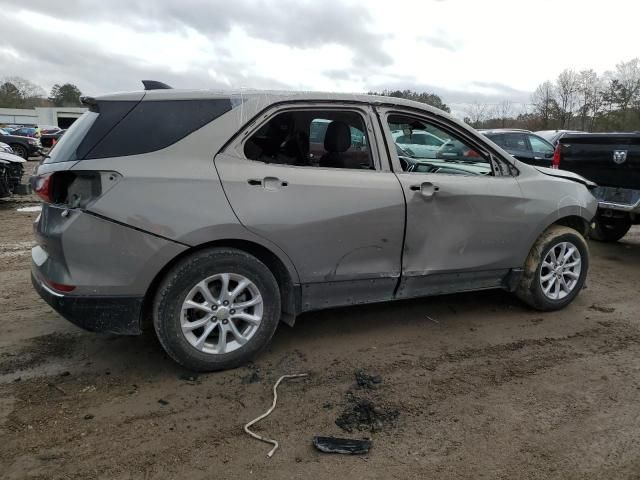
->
left=31, top=85, right=597, bottom=371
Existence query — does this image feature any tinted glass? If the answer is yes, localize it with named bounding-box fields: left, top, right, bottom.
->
left=501, top=133, right=530, bottom=151
left=85, top=99, right=232, bottom=159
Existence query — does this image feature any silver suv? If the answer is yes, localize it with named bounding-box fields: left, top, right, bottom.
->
left=31, top=83, right=598, bottom=371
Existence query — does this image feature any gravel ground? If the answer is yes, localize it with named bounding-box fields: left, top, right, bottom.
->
left=1, top=161, right=640, bottom=479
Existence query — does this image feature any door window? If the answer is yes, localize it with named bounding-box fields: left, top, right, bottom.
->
left=388, top=115, right=493, bottom=176
left=244, top=110, right=373, bottom=170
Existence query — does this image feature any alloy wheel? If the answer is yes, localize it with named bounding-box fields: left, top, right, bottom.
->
left=539, top=241, right=582, bottom=300
left=180, top=273, right=263, bottom=354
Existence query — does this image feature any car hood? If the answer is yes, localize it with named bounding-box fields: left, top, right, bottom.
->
left=0, top=151, right=27, bottom=164
left=534, top=166, right=596, bottom=188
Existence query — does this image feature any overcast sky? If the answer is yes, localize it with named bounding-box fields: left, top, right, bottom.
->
left=1, top=0, right=639, bottom=115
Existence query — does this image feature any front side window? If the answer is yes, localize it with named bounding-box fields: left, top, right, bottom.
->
left=388, top=115, right=493, bottom=176
left=244, top=110, right=373, bottom=170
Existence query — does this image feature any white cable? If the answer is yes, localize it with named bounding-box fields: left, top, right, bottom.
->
left=243, top=373, right=308, bottom=458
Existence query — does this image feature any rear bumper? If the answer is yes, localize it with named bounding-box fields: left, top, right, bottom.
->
left=31, top=270, right=144, bottom=335
left=593, top=186, right=640, bottom=213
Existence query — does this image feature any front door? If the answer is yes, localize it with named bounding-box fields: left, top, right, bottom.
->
left=215, top=105, right=405, bottom=309
left=377, top=109, right=530, bottom=298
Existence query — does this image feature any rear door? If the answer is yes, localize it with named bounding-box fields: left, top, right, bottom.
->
left=215, top=104, right=405, bottom=309
left=377, top=109, right=529, bottom=298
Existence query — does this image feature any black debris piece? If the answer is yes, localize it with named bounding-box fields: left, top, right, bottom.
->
left=158, top=399, right=169, bottom=406
left=313, top=436, right=371, bottom=455
left=335, top=398, right=399, bottom=433
left=354, top=370, right=382, bottom=389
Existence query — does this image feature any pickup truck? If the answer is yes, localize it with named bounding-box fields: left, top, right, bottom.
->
left=553, top=132, right=640, bottom=241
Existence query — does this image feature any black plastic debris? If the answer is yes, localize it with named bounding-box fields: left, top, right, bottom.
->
left=354, top=370, right=382, bottom=389
left=335, top=398, right=399, bottom=433
left=313, top=436, right=371, bottom=455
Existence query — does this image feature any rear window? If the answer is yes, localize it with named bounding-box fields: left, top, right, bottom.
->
left=46, top=98, right=233, bottom=163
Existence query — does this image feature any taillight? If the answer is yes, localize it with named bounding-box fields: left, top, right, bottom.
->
left=552, top=144, right=561, bottom=169
left=46, top=279, right=76, bottom=293
left=32, top=173, right=54, bottom=203
left=464, top=149, right=481, bottom=157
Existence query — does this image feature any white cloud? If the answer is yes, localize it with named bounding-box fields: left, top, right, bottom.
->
left=0, top=0, right=638, bottom=111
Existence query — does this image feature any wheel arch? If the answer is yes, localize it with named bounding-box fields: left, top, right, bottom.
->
left=141, top=238, right=300, bottom=331
left=519, top=209, right=592, bottom=268
left=550, top=215, right=590, bottom=238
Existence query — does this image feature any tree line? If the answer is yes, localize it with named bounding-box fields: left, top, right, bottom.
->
left=0, top=77, right=83, bottom=109
left=466, top=58, right=640, bottom=131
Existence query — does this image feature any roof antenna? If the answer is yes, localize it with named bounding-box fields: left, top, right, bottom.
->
left=142, top=80, right=173, bottom=90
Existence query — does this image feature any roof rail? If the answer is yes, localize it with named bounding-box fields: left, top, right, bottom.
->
left=141, top=80, right=173, bottom=90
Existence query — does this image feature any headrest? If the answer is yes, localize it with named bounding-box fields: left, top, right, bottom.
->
left=324, top=121, right=351, bottom=153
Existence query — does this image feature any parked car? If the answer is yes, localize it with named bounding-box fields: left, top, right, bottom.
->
left=552, top=132, right=640, bottom=242
left=0, top=150, right=26, bottom=193
left=10, top=126, right=38, bottom=138
left=30, top=84, right=597, bottom=371
left=536, top=129, right=582, bottom=146
left=0, top=160, right=11, bottom=197
left=39, top=125, right=62, bottom=134
left=308, top=118, right=369, bottom=168
left=40, top=129, right=66, bottom=149
left=0, top=129, right=41, bottom=159
left=0, top=141, right=13, bottom=154
left=480, top=129, right=555, bottom=167
left=391, top=128, right=445, bottom=158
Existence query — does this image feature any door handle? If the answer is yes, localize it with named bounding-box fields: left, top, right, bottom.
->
left=410, top=182, right=439, bottom=197
left=248, top=177, right=288, bottom=190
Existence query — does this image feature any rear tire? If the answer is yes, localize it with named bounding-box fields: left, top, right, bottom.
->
left=516, top=225, right=589, bottom=311
left=153, top=248, right=281, bottom=371
left=590, top=214, right=631, bottom=242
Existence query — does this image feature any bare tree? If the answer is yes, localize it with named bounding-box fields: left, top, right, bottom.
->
left=555, top=69, right=579, bottom=128
left=465, top=101, right=489, bottom=128
left=494, top=100, right=513, bottom=128
left=612, top=58, right=640, bottom=125
left=531, top=81, right=556, bottom=128
left=577, top=69, right=598, bottom=131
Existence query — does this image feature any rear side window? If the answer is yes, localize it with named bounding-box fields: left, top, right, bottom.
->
left=47, top=98, right=233, bottom=163
left=85, top=99, right=232, bottom=159
left=501, top=133, right=530, bottom=151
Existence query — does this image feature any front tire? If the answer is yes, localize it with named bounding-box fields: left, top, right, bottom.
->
left=590, top=214, right=631, bottom=242
left=516, top=225, right=589, bottom=311
left=153, top=248, right=281, bottom=371
left=10, top=144, right=28, bottom=159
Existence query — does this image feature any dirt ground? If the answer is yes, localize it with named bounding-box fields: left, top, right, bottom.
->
left=2, top=160, right=640, bottom=479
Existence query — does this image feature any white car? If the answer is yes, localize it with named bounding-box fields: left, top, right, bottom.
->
left=391, top=129, right=445, bottom=158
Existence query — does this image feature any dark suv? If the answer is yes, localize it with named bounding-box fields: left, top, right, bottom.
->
left=480, top=129, right=555, bottom=167
left=30, top=83, right=597, bottom=371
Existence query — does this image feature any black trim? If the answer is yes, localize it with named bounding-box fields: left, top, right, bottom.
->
left=142, top=80, right=173, bottom=90
left=395, top=269, right=512, bottom=299
left=32, top=272, right=143, bottom=335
